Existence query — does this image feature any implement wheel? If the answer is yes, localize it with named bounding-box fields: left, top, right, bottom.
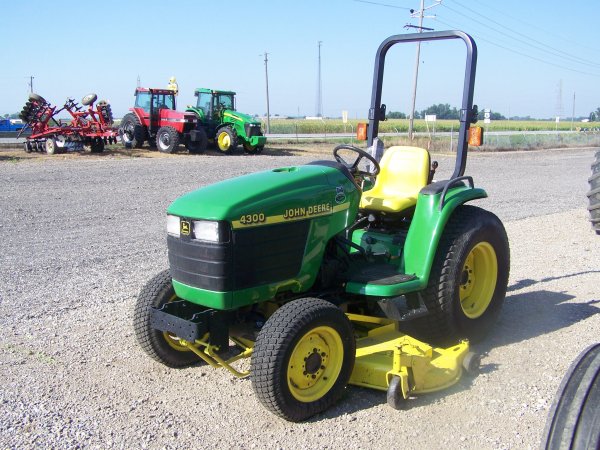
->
left=251, top=298, right=355, bottom=422
left=407, top=205, right=510, bottom=344
left=133, top=270, right=200, bottom=368
left=45, top=138, right=56, bottom=155
left=542, top=343, right=600, bottom=450
left=90, top=137, right=105, bottom=153
left=215, top=126, right=237, bottom=154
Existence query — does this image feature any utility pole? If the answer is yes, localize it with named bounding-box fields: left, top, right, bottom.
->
left=407, top=0, right=442, bottom=140
left=316, top=41, right=323, bottom=117
left=28, top=75, right=34, bottom=93
left=263, top=52, right=271, bottom=133
left=571, top=91, right=576, bottom=131
left=137, top=75, right=141, bottom=88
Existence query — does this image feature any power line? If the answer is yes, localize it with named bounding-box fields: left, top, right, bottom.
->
left=353, top=0, right=411, bottom=10
left=446, top=0, right=600, bottom=69
left=474, top=1, right=600, bottom=55
left=434, top=16, right=600, bottom=77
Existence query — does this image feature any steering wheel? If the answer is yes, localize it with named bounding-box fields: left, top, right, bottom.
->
left=333, top=144, right=380, bottom=179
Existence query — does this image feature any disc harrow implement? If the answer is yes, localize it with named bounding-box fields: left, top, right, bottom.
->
left=19, top=93, right=119, bottom=154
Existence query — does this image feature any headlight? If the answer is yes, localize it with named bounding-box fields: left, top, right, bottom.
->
left=192, top=220, right=221, bottom=243
left=167, top=215, right=180, bottom=237
left=167, top=215, right=229, bottom=243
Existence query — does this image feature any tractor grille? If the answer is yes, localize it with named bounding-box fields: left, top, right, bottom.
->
left=245, top=123, right=263, bottom=138
left=168, top=220, right=309, bottom=292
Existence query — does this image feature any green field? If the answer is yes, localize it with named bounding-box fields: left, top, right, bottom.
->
left=266, top=118, right=600, bottom=134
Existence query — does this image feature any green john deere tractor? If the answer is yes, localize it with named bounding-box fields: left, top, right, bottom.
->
left=186, top=88, right=266, bottom=154
left=134, top=31, right=510, bottom=422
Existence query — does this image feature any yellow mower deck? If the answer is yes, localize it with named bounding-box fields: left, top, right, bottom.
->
left=178, top=313, right=475, bottom=409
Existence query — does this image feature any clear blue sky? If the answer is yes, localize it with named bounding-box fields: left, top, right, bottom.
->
left=1, top=0, right=599, bottom=119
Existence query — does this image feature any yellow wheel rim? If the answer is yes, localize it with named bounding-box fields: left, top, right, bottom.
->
left=459, top=241, right=498, bottom=319
left=287, top=326, right=344, bottom=402
left=217, top=131, right=230, bottom=150
left=162, top=294, right=192, bottom=352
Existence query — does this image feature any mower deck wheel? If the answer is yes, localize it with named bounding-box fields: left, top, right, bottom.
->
left=462, top=351, right=481, bottom=376
left=386, top=376, right=407, bottom=410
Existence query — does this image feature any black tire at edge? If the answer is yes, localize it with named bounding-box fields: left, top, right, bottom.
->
left=542, top=343, right=600, bottom=450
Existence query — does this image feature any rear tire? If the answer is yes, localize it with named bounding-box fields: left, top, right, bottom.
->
left=156, top=126, right=179, bottom=153
left=406, top=205, right=510, bottom=345
left=587, top=151, right=600, bottom=234
left=133, top=270, right=200, bottom=368
left=542, top=343, right=600, bottom=450
left=251, top=298, right=355, bottom=422
left=215, top=126, right=237, bottom=154
left=119, top=113, right=145, bottom=148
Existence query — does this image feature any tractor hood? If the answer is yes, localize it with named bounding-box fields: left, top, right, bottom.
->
left=222, top=109, right=260, bottom=125
left=167, top=163, right=360, bottom=226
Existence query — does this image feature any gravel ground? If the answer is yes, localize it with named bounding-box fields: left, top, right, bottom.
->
left=0, top=146, right=598, bottom=449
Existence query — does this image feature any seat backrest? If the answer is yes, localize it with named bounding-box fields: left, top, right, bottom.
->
left=359, top=146, right=431, bottom=213
left=376, top=146, right=431, bottom=195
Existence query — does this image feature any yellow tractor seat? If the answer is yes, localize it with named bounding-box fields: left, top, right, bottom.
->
left=359, top=146, right=431, bottom=213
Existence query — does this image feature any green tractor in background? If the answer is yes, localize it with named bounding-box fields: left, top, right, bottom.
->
left=135, top=31, right=510, bottom=422
left=186, top=88, right=267, bottom=154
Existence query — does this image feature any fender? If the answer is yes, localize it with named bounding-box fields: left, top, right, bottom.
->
left=344, top=179, right=486, bottom=297
left=403, top=179, right=487, bottom=284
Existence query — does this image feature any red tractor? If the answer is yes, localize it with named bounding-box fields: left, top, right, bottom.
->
left=118, top=88, right=206, bottom=154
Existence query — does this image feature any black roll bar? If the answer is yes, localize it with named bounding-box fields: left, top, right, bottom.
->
left=367, top=30, right=477, bottom=179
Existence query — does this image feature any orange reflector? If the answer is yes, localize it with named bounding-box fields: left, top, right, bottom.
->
left=357, top=123, right=368, bottom=141
left=468, top=126, right=484, bottom=146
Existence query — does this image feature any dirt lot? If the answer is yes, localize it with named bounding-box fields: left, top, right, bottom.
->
left=0, top=144, right=598, bottom=449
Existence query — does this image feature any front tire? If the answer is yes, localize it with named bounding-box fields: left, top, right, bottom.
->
left=407, top=205, right=510, bottom=344
left=156, top=126, right=179, bottom=153
left=251, top=298, right=355, bottom=422
left=119, top=113, right=145, bottom=148
left=215, top=126, right=237, bottom=154
left=186, top=128, right=208, bottom=154
left=243, top=142, right=264, bottom=154
left=133, top=270, right=200, bottom=368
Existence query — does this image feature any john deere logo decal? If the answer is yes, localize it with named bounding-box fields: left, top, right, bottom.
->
left=180, top=221, right=191, bottom=236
